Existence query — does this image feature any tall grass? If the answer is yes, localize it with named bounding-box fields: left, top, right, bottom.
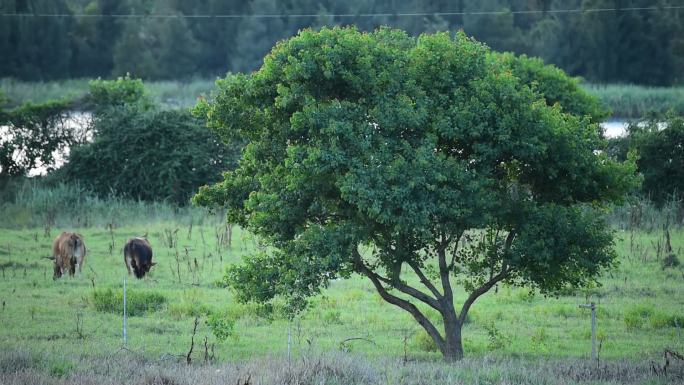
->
left=0, top=178, right=221, bottom=228
left=584, top=84, right=684, bottom=119
left=1, top=78, right=216, bottom=110
left=0, top=349, right=679, bottom=385
left=608, top=196, right=684, bottom=232
left=4, top=78, right=683, bottom=118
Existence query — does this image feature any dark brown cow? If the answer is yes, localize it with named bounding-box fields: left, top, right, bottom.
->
left=51, top=232, right=86, bottom=279
left=124, top=237, right=155, bottom=278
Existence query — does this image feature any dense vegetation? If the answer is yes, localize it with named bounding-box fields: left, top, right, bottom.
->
left=608, top=114, right=684, bottom=205
left=1, top=77, right=239, bottom=204
left=1, top=0, right=683, bottom=86
left=0, top=95, right=77, bottom=180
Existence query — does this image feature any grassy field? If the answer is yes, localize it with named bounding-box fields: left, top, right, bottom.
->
left=3, top=77, right=684, bottom=119
left=0, top=194, right=683, bottom=383
left=0, top=179, right=683, bottom=383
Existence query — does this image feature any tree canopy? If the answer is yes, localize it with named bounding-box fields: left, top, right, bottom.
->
left=194, top=27, right=636, bottom=361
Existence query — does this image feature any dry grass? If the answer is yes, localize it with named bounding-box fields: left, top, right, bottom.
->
left=1, top=349, right=682, bottom=385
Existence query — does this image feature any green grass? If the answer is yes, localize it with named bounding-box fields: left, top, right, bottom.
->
left=0, top=212, right=682, bottom=365
left=0, top=182, right=682, bottom=378
left=4, top=78, right=683, bottom=119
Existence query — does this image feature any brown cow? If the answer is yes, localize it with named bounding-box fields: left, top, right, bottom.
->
left=51, top=232, right=86, bottom=279
left=124, top=237, right=155, bottom=279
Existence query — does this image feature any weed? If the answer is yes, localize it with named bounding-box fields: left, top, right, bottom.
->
left=484, top=321, right=511, bottom=351
left=206, top=312, right=235, bottom=342
left=48, top=360, right=74, bottom=377
left=322, top=309, right=343, bottom=325
left=624, top=304, right=654, bottom=329
left=411, top=330, right=438, bottom=352
left=92, top=288, right=166, bottom=316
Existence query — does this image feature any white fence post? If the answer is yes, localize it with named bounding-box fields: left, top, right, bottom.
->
left=579, top=302, right=596, bottom=361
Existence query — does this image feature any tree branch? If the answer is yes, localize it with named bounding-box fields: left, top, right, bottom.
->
left=448, top=231, right=464, bottom=271
left=458, top=267, right=511, bottom=325
left=353, top=248, right=446, bottom=351
left=372, top=266, right=442, bottom=312
left=407, top=260, right=443, bottom=300
left=437, top=242, right=453, bottom=303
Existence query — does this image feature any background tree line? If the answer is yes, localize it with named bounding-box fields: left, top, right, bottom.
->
left=1, top=0, right=683, bottom=86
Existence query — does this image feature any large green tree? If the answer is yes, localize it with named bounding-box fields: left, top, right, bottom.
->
left=195, top=28, right=634, bottom=361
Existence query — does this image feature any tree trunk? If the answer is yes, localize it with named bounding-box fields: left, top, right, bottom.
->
left=440, top=306, right=464, bottom=362
left=442, top=323, right=464, bottom=361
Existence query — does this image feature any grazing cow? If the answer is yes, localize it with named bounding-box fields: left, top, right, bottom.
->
left=51, top=232, right=86, bottom=279
left=124, top=237, right=155, bottom=278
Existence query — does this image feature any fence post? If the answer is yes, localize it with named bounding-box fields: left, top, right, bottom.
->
left=287, top=319, right=292, bottom=361
left=579, top=302, right=596, bottom=361
left=123, top=276, right=127, bottom=347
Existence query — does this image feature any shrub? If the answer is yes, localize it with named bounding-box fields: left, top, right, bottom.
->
left=206, top=311, right=236, bottom=342
left=168, top=289, right=212, bottom=320
left=411, top=330, right=439, bottom=352
left=484, top=321, right=511, bottom=351
left=624, top=304, right=654, bottom=329
left=59, top=77, right=240, bottom=204
left=92, top=288, right=166, bottom=316
left=661, top=253, right=680, bottom=269
left=649, top=311, right=684, bottom=329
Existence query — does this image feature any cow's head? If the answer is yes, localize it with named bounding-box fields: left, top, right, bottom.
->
left=132, top=258, right=156, bottom=279
left=68, top=233, right=82, bottom=250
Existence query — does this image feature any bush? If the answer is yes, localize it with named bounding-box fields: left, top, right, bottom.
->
left=661, top=253, right=680, bottom=269
left=92, top=288, right=166, bottom=316
left=411, top=330, right=439, bottom=352
left=206, top=311, right=235, bottom=342
left=624, top=304, right=654, bottom=329
left=59, top=77, right=240, bottom=205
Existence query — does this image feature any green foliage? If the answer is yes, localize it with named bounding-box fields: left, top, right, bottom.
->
left=48, top=360, right=74, bottom=377
left=495, top=53, right=609, bottom=123
left=608, top=113, right=684, bottom=206
left=196, top=27, right=635, bottom=359
left=206, top=311, right=236, bottom=342
left=0, top=178, right=214, bottom=229
left=649, top=311, right=684, bottom=329
left=483, top=321, right=511, bottom=351
left=631, top=114, right=684, bottom=206
left=92, top=288, right=166, bottom=316
left=0, top=98, right=76, bottom=178
left=86, top=75, right=151, bottom=112
left=59, top=77, right=234, bottom=204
